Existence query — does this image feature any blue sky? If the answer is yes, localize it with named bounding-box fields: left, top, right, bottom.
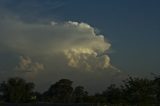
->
left=59, top=0, right=160, bottom=76
left=0, top=0, right=160, bottom=92
left=21, top=0, right=160, bottom=76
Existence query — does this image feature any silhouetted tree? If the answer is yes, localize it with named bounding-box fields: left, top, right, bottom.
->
left=1, top=75, right=160, bottom=104
left=0, top=77, right=34, bottom=103
left=72, top=86, right=88, bottom=103
left=102, top=84, right=122, bottom=104
left=45, top=79, right=73, bottom=103
left=31, top=91, right=42, bottom=102
left=153, top=75, right=160, bottom=103
left=121, top=77, right=155, bottom=105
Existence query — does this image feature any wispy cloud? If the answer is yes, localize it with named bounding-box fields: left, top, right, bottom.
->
left=0, top=0, right=68, bottom=17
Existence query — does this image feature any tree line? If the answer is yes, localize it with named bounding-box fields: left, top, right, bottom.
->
left=0, top=75, right=160, bottom=105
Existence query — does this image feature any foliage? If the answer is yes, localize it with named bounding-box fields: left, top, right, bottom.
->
left=121, top=77, right=155, bottom=104
left=0, top=77, right=34, bottom=103
left=102, top=84, right=123, bottom=104
left=72, top=86, right=88, bottom=103
left=43, top=79, right=73, bottom=103
left=0, top=75, right=160, bottom=105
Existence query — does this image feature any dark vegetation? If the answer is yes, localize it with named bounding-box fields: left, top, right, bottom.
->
left=0, top=75, right=160, bottom=105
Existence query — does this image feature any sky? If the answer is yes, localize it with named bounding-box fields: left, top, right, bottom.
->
left=0, top=0, right=160, bottom=93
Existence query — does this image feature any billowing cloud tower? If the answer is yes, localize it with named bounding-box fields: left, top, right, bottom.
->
left=0, top=18, right=123, bottom=93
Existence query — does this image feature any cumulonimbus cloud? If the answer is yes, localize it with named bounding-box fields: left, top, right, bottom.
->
left=0, top=17, right=123, bottom=93
left=0, top=18, right=114, bottom=71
